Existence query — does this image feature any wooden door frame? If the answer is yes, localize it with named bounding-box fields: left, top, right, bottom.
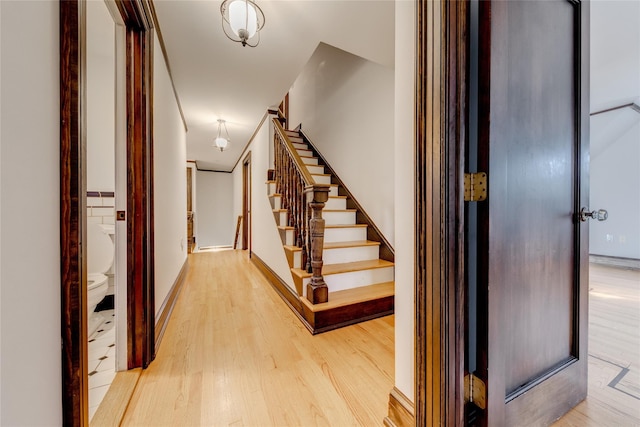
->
left=242, top=152, right=252, bottom=252
left=60, top=1, right=155, bottom=425
left=414, top=1, right=468, bottom=425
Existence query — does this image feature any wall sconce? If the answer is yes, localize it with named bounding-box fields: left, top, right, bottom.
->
left=220, top=0, right=265, bottom=47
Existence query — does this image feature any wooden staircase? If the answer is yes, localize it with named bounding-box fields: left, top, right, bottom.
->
left=266, top=127, right=394, bottom=334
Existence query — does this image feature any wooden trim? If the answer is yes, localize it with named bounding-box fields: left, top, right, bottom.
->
left=60, top=1, right=89, bottom=425
left=233, top=215, right=243, bottom=249
left=415, top=1, right=467, bottom=425
left=242, top=152, right=252, bottom=251
left=299, top=294, right=393, bottom=334
left=121, top=0, right=156, bottom=369
left=298, top=127, right=395, bottom=263
left=250, top=253, right=311, bottom=331
left=147, top=1, right=188, bottom=133
left=154, top=258, right=189, bottom=353
left=231, top=111, right=270, bottom=172
left=384, top=387, right=416, bottom=427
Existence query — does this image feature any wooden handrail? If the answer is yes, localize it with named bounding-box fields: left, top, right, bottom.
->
left=272, top=118, right=330, bottom=304
left=273, top=119, right=317, bottom=185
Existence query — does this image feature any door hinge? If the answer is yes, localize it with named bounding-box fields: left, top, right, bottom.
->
left=464, top=172, right=487, bottom=202
left=464, top=373, right=487, bottom=410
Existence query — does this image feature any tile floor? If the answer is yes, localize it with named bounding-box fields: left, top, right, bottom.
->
left=88, top=309, right=116, bottom=421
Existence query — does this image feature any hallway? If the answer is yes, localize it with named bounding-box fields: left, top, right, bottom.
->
left=115, top=250, right=394, bottom=425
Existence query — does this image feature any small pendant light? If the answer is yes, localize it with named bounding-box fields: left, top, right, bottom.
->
left=214, top=119, right=230, bottom=152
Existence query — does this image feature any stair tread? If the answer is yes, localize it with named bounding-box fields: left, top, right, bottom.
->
left=292, top=259, right=394, bottom=278
left=324, top=209, right=356, bottom=212
left=329, top=195, right=347, bottom=199
left=277, top=225, right=294, bottom=230
left=323, top=240, right=380, bottom=249
left=273, top=208, right=287, bottom=213
left=325, top=224, right=367, bottom=229
left=284, top=245, right=301, bottom=252
left=268, top=193, right=282, bottom=197
left=300, top=282, right=394, bottom=312
left=311, top=173, right=331, bottom=177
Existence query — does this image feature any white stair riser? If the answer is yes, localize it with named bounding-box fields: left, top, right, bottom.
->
left=274, top=211, right=287, bottom=226
left=325, top=197, right=346, bottom=210
left=302, top=157, right=319, bottom=165
left=302, top=266, right=395, bottom=296
left=323, top=210, right=356, bottom=225
left=292, top=251, right=301, bottom=269
left=296, top=148, right=313, bottom=157
left=312, top=174, right=332, bottom=185
left=280, top=229, right=294, bottom=246
left=306, top=164, right=325, bottom=175
left=323, top=245, right=379, bottom=265
left=292, top=142, right=308, bottom=150
left=324, top=227, right=367, bottom=243
left=329, top=186, right=338, bottom=197
left=270, top=195, right=281, bottom=210
left=267, top=182, right=277, bottom=194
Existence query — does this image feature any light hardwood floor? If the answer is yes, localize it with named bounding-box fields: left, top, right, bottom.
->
left=107, top=253, right=638, bottom=426
left=554, top=264, right=640, bottom=426
left=119, top=250, right=394, bottom=426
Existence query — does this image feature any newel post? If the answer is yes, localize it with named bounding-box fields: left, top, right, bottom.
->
left=305, top=184, right=331, bottom=304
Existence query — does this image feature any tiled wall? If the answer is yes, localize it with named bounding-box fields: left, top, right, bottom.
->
left=87, top=191, right=115, bottom=225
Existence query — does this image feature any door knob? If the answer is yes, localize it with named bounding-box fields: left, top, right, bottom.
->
left=579, top=207, right=608, bottom=222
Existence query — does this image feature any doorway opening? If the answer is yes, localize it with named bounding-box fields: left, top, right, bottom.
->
left=60, top=1, right=156, bottom=425
left=242, top=152, right=252, bottom=252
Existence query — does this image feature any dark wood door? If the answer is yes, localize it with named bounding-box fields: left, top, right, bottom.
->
left=475, top=1, right=590, bottom=425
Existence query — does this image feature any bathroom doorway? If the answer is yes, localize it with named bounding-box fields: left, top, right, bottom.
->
left=60, top=0, right=156, bottom=425
left=85, top=0, right=127, bottom=419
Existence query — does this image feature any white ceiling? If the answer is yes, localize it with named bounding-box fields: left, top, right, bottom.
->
left=152, top=0, right=638, bottom=171
left=152, top=0, right=395, bottom=172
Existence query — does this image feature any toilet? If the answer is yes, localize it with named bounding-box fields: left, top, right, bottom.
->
left=87, top=222, right=114, bottom=337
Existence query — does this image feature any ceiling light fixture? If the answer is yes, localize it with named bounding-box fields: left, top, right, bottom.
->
left=214, top=119, right=230, bottom=152
left=220, top=0, right=265, bottom=47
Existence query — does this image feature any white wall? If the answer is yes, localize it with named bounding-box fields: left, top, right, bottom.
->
left=86, top=0, right=115, bottom=193
left=0, top=1, right=62, bottom=424
left=232, top=116, right=297, bottom=292
left=589, top=1, right=640, bottom=260
left=196, top=170, right=234, bottom=247
left=590, top=0, right=640, bottom=112
left=590, top=119, right=640, bottom=259
left=288, top=42, right=396, bottom=245
left=153, top=32, right=188, bottom=315
left=394, top=0, right=415, bottom=402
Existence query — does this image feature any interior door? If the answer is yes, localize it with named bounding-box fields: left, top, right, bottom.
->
left=474, top=1, right=590, bottom=425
